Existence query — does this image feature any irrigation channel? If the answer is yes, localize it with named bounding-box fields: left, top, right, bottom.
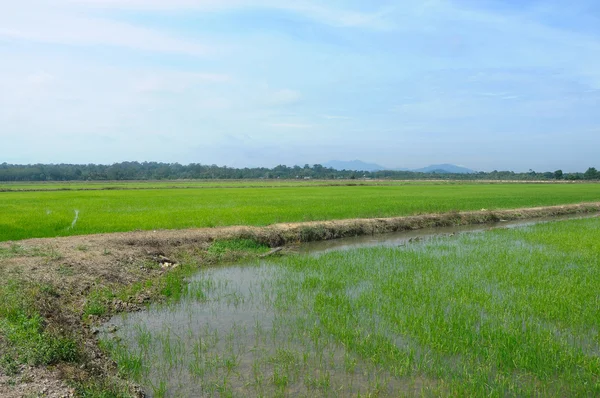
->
left=101, top=212, right=600, bottom=397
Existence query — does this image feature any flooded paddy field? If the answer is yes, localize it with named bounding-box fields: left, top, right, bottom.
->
left=103, top=216, right=600, bottom=397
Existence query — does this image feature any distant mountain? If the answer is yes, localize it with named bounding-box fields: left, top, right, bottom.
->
left=323, top=161, right=476, bottom=174
left=323, top=160, right=386, bottom=172
left=413, top=164, right=476, bottom=174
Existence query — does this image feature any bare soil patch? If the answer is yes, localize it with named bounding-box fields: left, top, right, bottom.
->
left=0, top=366, right=76, bottom=398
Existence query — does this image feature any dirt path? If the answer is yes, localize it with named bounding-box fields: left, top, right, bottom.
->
left=1, top=202, right=599, bottom=396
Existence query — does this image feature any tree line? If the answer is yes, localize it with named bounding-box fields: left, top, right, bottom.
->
left=0, top=162, right=598, bottom=182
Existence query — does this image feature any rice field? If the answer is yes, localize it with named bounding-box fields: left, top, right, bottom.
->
left=1, top=181, right=600, bottom=242
left=102, top=217, right=600, bottom=396
left=0, top=179, right=491, bottom=191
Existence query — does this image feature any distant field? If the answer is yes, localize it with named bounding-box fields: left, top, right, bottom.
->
left=0, top=179, right=442, bottom=191
left=1, top=182, right=600, bottom=242
left=0, top=179, right=584, bottom=191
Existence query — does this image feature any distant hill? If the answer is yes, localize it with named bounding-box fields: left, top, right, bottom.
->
left=413, top=164, right=476, bottom=174
left=323, top=160, right=386, bottom=172
left=323, top=160, right=475, bottom=174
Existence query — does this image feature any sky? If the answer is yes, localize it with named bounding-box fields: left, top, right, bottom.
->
left=1, top=0, right=599, bottom=172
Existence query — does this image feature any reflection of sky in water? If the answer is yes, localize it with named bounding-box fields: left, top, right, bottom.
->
left=108, top=265, right=277, bottom=336
left=104, top=263, right=400, bottom=396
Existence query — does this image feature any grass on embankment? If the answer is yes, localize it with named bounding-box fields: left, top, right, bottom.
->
left=2, top=182, right=600, bottom=241
left=0, top=281, right=79, bottom=372
left=0, top=247, right=78, bottom=376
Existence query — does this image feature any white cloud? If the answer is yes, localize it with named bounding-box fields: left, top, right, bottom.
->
left=132, top=72, right=232, bottom=93
left=322, top=115, right=351, bottom=120
left=268, top=123, right=313, bottom=129
left=0, top=1, right=210, bottom=55
left=266, top=89, right=301, bottom=106
left=68, top=0, right=395, bottom=30
left=0, top=53, right=236, bottom=145
left=25, top=71, right=56, bottom=87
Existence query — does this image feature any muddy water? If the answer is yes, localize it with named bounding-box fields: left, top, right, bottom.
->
left=103, top=264, right=402, bottom=396
left=102, top=213, right=599, bottom=397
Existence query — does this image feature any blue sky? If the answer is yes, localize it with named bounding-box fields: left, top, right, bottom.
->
left=1, top=0, right=599, bottom=172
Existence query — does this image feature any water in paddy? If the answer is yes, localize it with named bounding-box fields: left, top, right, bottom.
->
left=101, top=213, right=600, bottom=397
left=298, top=212, right=598, bottom=254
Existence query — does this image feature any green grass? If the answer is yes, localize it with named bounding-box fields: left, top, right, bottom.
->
left=104, top=217, right=600, bottom=396
left=1, top=182, right=599, bottom=241
left=0, top=280, right=79, bottom=369
left=0, top=244, right=28, bottom=258
left=83, top=288, right=114, bottom=318
left=70, top=378, right=132, bottom=398
left=206, top=239, right=270, bottom=260
left=82, top=259, right=206, bottom=321
left=0, top=244, right=62, bottom=259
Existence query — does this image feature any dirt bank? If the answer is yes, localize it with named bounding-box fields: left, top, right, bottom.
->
left=1, top=202, right=599, bottom=396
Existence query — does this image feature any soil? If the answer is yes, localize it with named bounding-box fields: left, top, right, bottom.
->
left=1, top=202, right=599, bottom=396
left=0, top=366, right=76, bottom=398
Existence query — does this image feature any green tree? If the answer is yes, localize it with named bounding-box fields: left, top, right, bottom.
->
left=553, top=170, right=563, bottom=180
left=584, top=167, right=598, bottom=180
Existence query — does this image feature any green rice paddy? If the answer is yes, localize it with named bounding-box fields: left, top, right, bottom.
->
left=1, top=182, right=600, bottom=242
left=0, top=179, right=568, bottom=192
left=103, top=217, right=600, bottom=396
left=0, top=179, right=461, bottom=191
